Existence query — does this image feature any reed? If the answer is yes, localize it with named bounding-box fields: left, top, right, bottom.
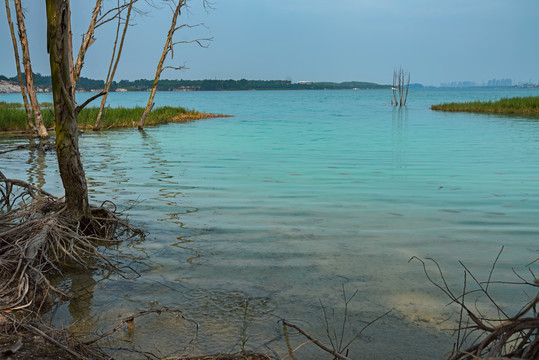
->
left=0, top=104, right=223, bottom=132
left=431, top=96, right=539, bottom=115
left=0, top=107, right=54, bottom=131
left=0, top=101, right=54, bottom=109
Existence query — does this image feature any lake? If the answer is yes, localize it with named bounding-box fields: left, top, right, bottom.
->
left=1, top=88, right=539, bottom=359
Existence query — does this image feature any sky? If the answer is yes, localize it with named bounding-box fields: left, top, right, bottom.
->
left=0, top=0, right=538, bottom=86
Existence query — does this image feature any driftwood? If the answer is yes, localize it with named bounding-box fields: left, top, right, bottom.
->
left=282, top=319, right=353, bottom=360
left=411, top=252, right=538, bottom=360
left=280, top=285, right=391, bottom=360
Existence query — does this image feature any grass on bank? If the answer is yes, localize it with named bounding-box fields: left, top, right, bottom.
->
left=0, top=101, right=54, bottom=109
left=0, top=102, right=223, bottom=132
left=431, top=96, right=539, bottom=115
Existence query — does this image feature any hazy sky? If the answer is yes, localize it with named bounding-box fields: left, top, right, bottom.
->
left=1, top=0, right=538, bottom=86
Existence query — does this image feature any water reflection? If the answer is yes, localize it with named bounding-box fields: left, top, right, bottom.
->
left=391, top=108, right=407, bottom=169
left=68, top=270, right=97, bottom=324
left=26, top=138, right=49, bottom=189
left=171, top=236, right=201, bottom=264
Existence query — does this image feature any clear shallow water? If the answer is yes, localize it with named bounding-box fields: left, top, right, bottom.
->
left=1, top=88, right=539, bottom=359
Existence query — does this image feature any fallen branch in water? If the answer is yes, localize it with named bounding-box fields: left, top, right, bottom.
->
left=281, top=319, right=353, bottom=360
left=280, top=285, right=391, bottom=360
left=84, top=307, right=199, bottom=346
left=410, top=249, right=539, bottom=360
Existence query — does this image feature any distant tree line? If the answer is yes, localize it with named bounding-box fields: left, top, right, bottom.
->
left=1, top=73, right=391, bottom=92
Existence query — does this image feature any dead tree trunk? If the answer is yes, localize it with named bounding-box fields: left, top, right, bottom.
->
left=14, top=0, right=48, bottom=138
left=46, top=0, right=90, bottom=219
left=392, top=67, right=410, bottom=107
left=398, top=69, right=403, bottom=106
left=94, top=0, right=133, bottom=131
left=138, top=0, right=184, bottom=130
left=4, top=0, right=33, bottom=130
left=404, top=72, right=410, bottom=106
left=392, top=70, right=398, bottom=106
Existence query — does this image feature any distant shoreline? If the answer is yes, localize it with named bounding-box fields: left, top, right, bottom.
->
left=0, top=76, right=393, bottom=93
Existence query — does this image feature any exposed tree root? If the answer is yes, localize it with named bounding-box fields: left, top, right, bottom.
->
left=0, top=173, right=144, bottom=322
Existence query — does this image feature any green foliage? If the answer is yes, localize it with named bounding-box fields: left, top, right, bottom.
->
left=77, top=77, right=105, bottom=90
left=76, top=105, right=202, bottom=129
left=0, top=105, right=205, bottom=131
left=0, top=101, right=54, bottom=109
left=2, top=72, right=391, bottom=92
left=0, top=101, right=28, bottom=109
left=9, top=73, right=52, bottom=88
left=0, top=107, right=54, bottom=131
left=431, top=96, right=539, bottom=115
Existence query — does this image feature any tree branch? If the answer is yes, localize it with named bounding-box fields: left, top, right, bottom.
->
left=75, top=91, right=107, bottom=116
left=281, top=320, right=355, bottom=360
left=170, top=37, right=212, bottom=48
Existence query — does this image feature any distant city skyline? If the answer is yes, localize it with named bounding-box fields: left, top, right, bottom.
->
left=0, top=1, right=538, bottom=86
left=440, top=78, right=539, bottom=88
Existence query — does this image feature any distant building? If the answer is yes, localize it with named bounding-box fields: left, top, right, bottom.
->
left=441, top=78, right=514, bottom=88
left=487, top=78, right=512, bottom=87
left=296, top=81, right=312, bottom=85
left=440, top=81, right=478, bottom=88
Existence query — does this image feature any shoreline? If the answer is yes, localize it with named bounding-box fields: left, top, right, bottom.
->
left=431, top=95, right=539, bottom=115
left=0, top=103, right=230, bottom=133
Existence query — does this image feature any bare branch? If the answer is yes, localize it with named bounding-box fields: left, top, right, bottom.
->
left=73, top=0, right=102, bottom=85
left=138, top=0, right=185, bottom=130
left=84, top=308, right=168, bottom=345
left=486, top=245, right=505, bottom=292
left=282, top=320, right=354, bottom=360
left=173, top=22, right=207, bottom=32
left=160, top=64, right=188, bottom=72
left=95, top=1, right=133, bottom=28
left=94, top=0, right=134, bottom=130
left=75, top=91, right=107, bottom=115
left=170, top=37, right=213, bottom=48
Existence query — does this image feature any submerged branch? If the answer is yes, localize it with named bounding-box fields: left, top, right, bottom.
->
left=281, top=319, right=354, bottom=360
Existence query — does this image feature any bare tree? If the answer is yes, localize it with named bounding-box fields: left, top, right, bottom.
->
left=392, top=70, right=398, bottom=106
left=93, top=0, right=134, bottom=131
left=138, top=0, right=185, bottom=130
left=44, top=0, right=112, bottom=216
left=43, top=0, right=140, bottom=213
left=138, top=0, right=211, bottom=130
left=392, top=67, right=410, bottom=107
left=46, top=0, right=89, bottom=217
left=4, top=0, right=33, bottom=130
left=13, top=0, right=48, bottom=138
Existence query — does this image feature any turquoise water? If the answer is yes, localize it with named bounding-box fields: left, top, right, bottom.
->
left=1, top=88, right=539, bottom=359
